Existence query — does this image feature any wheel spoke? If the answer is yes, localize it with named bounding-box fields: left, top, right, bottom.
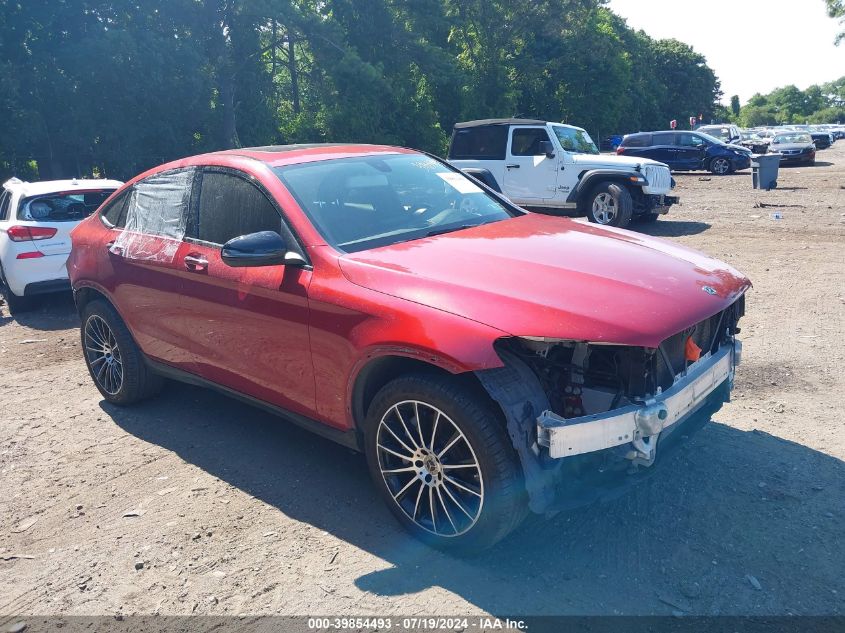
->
left=392, top=405, right=420, bottom=449
left=392, top=475, right=420, bottom=502
left=444, top=474, right=482, bottom=498
left=441, top=480, right=474, bottom=520
left=436, top=486, right=457, bottom=534
left=437, top=433, right=462, bottom=459
left=412, top=479, right=425, bottom=520
left=381, top=466, right=416, bottom=475
left=441, top=462, right=478, bottom=470
left=413, top=402, right=426, bottom=448
left=377, top=443, right=413, bottom=462
left=380, top=419, right=417, bottom=456
left=429, top=412, right=440, bottom=451
left=428, top=486, right=437, bottom=534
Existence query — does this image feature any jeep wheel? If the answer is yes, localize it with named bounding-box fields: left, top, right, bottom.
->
left=364, top=374, right=526, bottom=552
left=709, top=157, right=733, bottom=175
left=81, top=300, right=164, bottom=404
left=586, top=182, right=633, bottom=228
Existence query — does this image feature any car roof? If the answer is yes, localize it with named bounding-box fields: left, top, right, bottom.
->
left=207, top=143, right=418, bottom=167
left=453, top=118, right=549, bottom=129
left=2, top=178, right=123, bottom=198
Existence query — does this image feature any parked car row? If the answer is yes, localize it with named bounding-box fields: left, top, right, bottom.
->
left=2, top=137, right=750, bottom=551
left=616, top=130, right=753, bottom=175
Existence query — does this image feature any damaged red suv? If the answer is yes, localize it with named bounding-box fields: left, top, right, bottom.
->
left=68, top=145, right=750, bottom=550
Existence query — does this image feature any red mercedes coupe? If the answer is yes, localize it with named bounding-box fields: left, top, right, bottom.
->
left=68, top=144, right=749, bottom=550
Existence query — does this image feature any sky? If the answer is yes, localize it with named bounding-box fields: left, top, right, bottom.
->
left=607, top=0, right=845, bottom=104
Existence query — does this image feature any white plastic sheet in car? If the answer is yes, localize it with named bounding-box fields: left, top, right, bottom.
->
left=112, top=169, right=194, bottom=262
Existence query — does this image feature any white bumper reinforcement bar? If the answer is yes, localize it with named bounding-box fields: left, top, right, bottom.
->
left=537, top=341, right=739, bottom=460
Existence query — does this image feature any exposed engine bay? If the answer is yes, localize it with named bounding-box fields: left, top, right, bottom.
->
left=498, top=295, right=746, bottom=420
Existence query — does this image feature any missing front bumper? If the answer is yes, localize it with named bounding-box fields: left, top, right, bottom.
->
left=536, top=342, right=738, bottom=461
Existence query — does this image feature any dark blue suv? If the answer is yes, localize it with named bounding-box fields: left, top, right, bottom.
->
left=617, top=131, right=752, bottom=175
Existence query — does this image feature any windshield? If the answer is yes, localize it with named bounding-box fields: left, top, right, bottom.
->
left=773, top=133, right=812, bottom=144
left=17, top=189, right=116, bottom=222
left=699, top=127, right=731, bottom=141
left=274, top=154, right=518, bottom=253
left=551, top=126, right=599, bottom=154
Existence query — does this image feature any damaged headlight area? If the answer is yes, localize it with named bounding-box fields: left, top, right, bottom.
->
left=496, top=296, right=745, bottom=467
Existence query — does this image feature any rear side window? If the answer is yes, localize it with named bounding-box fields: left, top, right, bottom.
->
left=194, top=171, right=281, bottom=246
left=449, top=126, right=508, bottom=160
left=622, top=135, right=650, bottom=148
left=100, top=190, right=131, bottom=228
left=652, top=133, right=675, bottom=146
left=511, top=128, right=552, bottom=156
left=18, top=190, right=115, bottom=222
left=113, top=168, right=195, bottom=262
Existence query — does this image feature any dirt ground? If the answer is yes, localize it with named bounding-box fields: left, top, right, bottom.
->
left=1, top=146, right=844, bottom=619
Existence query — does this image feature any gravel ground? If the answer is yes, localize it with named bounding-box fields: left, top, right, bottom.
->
left=1, top=146, right=844, bottom=619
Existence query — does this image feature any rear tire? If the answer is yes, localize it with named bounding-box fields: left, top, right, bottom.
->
left=364, top=374, right=527, bottom=553
left=585, top=182, right=633, bottom=228
left=2, top=287, right=34, bottom=315
left=0, top=267, right=34, bottom=315
left=81, top=300, right=163, bottom=404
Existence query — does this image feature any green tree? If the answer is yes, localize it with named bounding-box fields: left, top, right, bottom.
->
left=826, top=0, right=844, bottom=44
left=730, top=95, right=741, bottom=118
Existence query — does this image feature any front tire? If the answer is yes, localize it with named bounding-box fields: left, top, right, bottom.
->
left=709, top=157, right=733, bottom=175
left=364, top=374, right=526, bottom=552
left=585, top=182, right=633, bottom=228
left=81, top=300, right=163, bottom=404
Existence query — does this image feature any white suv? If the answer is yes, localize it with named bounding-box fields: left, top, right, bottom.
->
left=447, top=119, right=677, bottom=228
left=0, top=177, right=122, bottom=313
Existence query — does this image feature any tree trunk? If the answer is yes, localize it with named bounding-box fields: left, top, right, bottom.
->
left=288, top=28, right=301, bottom=114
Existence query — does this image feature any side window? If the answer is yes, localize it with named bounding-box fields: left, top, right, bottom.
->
left=678, top=133, right=705, bottom=148
left=100, top=190, right=131, bottom=228
left=652, top=133, right=675, bottom=146
left=511, top=128, right=552, bottom=156
left=622, top=135, right=649, bottom=148
left=195, top=171, right=281, bottom=246
left=449, top=126, right=508, bottom=160
left=0, top=191, right=11, bottom=221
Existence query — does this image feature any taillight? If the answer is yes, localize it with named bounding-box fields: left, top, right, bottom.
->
left=616, top=147, right=626, bottom=155
left=6, top=226, right=58, bottom=242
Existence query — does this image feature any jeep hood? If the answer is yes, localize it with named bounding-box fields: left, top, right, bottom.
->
left=338, top=214, right=750, bottom=348
left=570, top=153, right=667, bottom=170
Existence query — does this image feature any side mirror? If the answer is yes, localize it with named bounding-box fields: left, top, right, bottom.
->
left=221, top=230, right=297, bottom=268
left=538, top=140, right=556, bottom=158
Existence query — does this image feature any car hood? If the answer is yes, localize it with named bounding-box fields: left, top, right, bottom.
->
left=771, top=143, right=814, bottom=151
left=570, top=153, right=668, bottom=170
left=338, top=214, right=751, bottom=348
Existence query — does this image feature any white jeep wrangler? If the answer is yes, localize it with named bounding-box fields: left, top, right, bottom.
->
left=447, top=119, right=678, bottom=228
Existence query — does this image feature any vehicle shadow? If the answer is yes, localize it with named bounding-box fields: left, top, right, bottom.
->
left=0, top=292, right=79, bottom=331
left=635, top=220, right=711, bottom=238
left=104, top=382, right=845, bottom=615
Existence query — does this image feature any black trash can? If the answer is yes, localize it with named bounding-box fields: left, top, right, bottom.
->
left=751, top=153, right=781, bottom=190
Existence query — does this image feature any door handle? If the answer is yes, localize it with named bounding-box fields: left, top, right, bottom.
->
left=184, top=254, right=208, bottom=271
left=506, top=164, right=520, bottom=169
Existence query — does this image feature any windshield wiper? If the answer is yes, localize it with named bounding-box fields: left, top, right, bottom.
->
left=425, top=223, right=486, bottom=238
